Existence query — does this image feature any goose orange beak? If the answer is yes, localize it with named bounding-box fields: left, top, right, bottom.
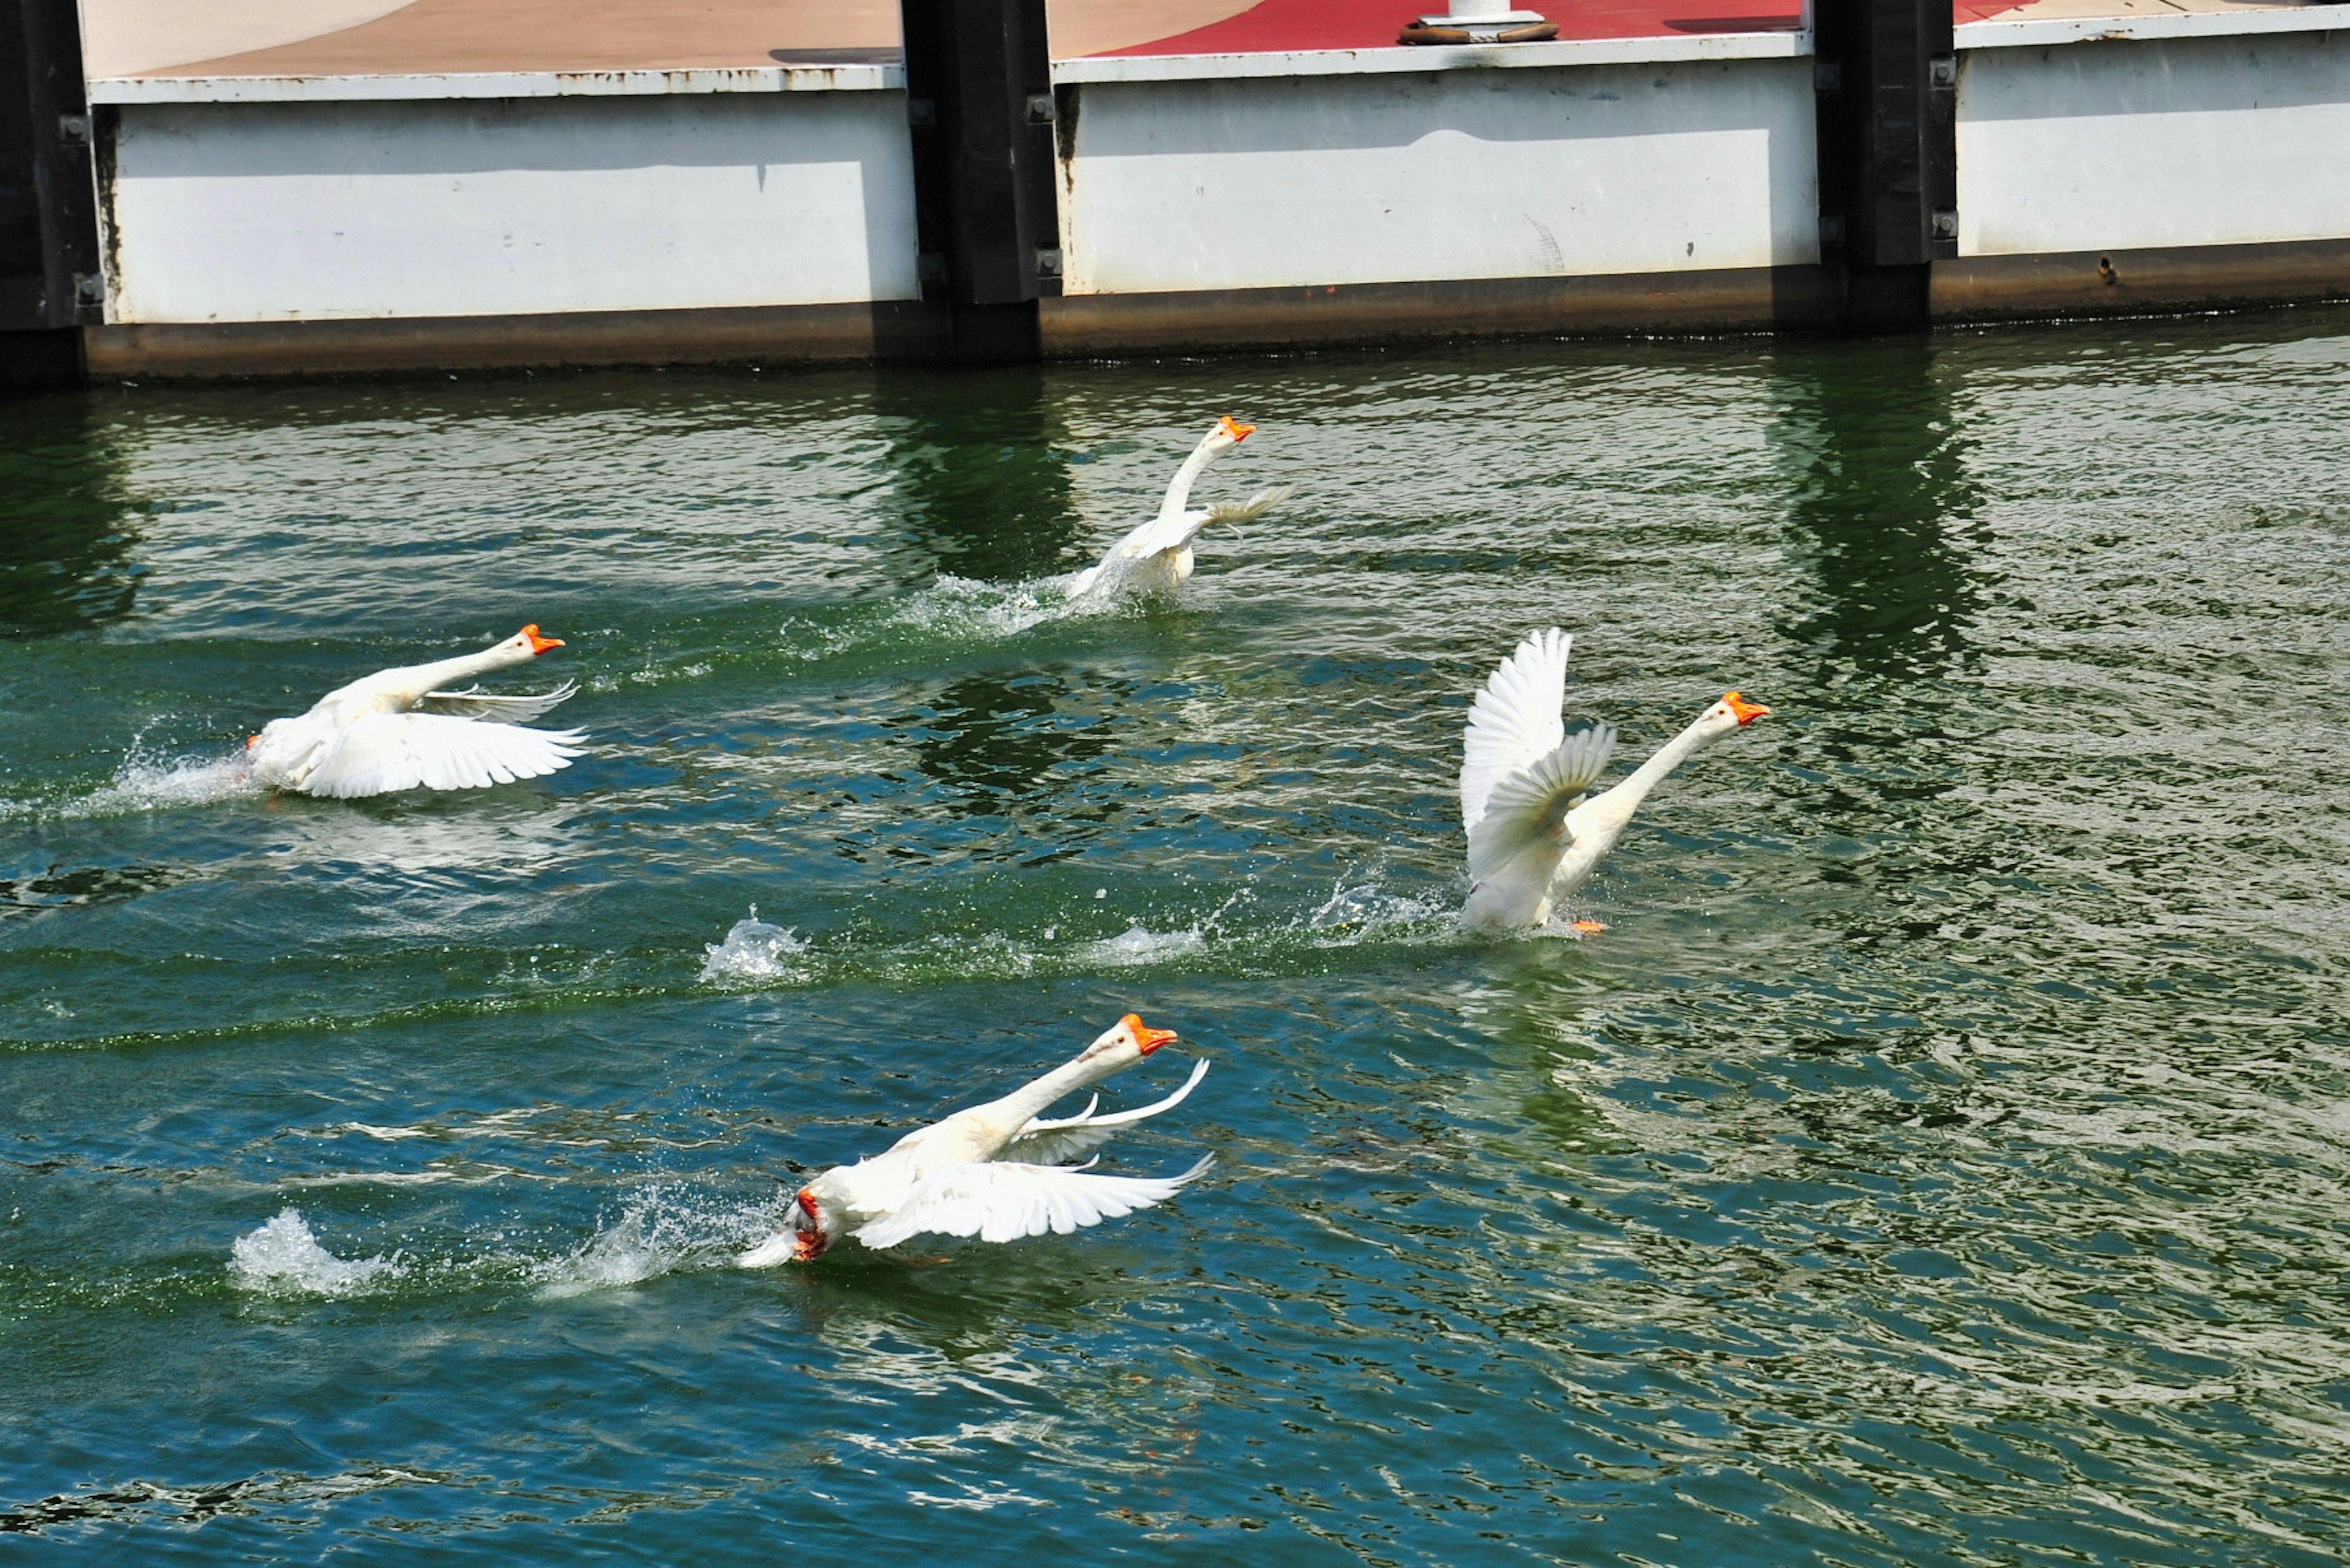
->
left=522, top=624, right=564, bottom=655
left=1218, top=416, right=1254, bottom=443
left=1725, top=692, right=1771, bottom=725
left=1124, top=1013, right=1179, bottom=1055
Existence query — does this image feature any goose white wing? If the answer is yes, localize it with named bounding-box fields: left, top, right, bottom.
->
left=1460, top=628, right=1572, bottom=831
left=1001, top=1058, right=1212, bottom=1166
left=299, top=712, right=586, bottom=799
left=1203, top=483, right=1292, bottom=526
left=1076, top=513, right=1206, bottom=592
left=419, top=680, right=578, bottom=722
left=851, top=1154, right=1214, bottom=1249
left=1466, top=723, right=1619, bottom=888
left=1080, top=485, right=1295, bottom=587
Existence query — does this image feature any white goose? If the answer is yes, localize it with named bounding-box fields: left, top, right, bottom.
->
left=740, top=1013, right=1212, bottom=1264
left=248, top=624, right=585, bottom=799
left=1064, top=416, right=1293, bottom=601
left=1461, top=629, right=1770, bottom=930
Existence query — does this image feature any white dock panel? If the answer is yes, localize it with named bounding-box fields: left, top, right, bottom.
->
left=101, top=91, right=920, bottom=323
left=1056, top=58, right=1821, bottom=295
left=1956, top=29, right=2350, bottom=257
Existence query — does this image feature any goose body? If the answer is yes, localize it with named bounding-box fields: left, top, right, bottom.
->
left=1065, top=417, right=1292, bottom=602
left=248, top=624, right=584, bottom=799
left=1460, top=629, right=1770, bottom=930
left=740, top=1014, right=1212, bottom=1264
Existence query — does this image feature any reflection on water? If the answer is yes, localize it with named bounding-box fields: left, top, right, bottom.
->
left=874, top=367, right=1082, bottom=583
left=899, top=670, right=1119, bottom=815
left=1770, top=338, right=1985, bottom=680
left=0, top=400, right=146, bottom=639
left=0, top=863, right=184, bottom=919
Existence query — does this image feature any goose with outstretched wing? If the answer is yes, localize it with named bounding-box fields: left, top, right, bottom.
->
left=247, top=624, right=585, bottom=799
left=1065, top=416, right=1293, bottom=602
left=740, top=1014, right=1212, bottom=1264
left=1461, top=628, right=1770, bottom=930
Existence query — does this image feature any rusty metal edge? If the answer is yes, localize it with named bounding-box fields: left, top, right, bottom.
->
left=1932, top=239, right=2350, bottom=322
left=1039, top=267, right=1845, bottom=355
left=72, top=238, right=2350, bottom=380
left=83, top=299, right=952, bottom=378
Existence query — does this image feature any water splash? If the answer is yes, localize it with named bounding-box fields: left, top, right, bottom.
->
left=229, top=1209, right=399, bottom=1297
left=1083, top=925, right=1210, bottom=967
left=893, top=574, right=1072, bottom=640
left=0, top=747, right=258, bottom=823
left=696, top=876, right=1458, bottom=996
left=81, top=753, right=258, bottom=816
left=535, top=1187, right=775, bottom=1297
left=767, top=564, right=1203, bottom=670
left=1306, top=879, right=1455, bottom=943
left=699, top=908, right=811, bottom=984
left=768, top=576, right=1062, bottom=668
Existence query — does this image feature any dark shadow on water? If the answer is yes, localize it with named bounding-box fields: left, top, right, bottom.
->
left=897, top=670, right=1117, bottom=817
left=1766, top=340, right=2005, bottom=945
left=0, top=863, right=185, bottom=920
left=0, top=398, right=147, bottom=639
left=0, top=1464, right=446, bottom=1536
left=1767, top=338, right=1986, bottom=682
left=870, top=367, right=1081, bottom=584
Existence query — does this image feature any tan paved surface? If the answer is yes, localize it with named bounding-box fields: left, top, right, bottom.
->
left=124, top=0, right=898, bottom=78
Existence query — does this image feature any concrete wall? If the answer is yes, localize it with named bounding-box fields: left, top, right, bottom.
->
left=1055, top=57, right=1821, bottom=296
left=1956, top=27, right=2350, bottom=258
left=100, top=88, right=919, bottom=323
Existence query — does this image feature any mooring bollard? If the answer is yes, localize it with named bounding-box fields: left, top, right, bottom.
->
left=1398, top=0, right=1559, bottom=45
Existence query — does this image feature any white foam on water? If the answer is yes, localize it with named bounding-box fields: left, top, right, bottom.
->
left=699, top=908, right=811, bottom=985
left=896, top=574, right=1066, bottom=640
left=229, top=1208, right=400, bottom=1297
left=773, top=576, right=1062, bottom=666
left=2, top=749, right=259, bottom=822
left=698, top=877, right=1455, bottom=995
left=535, top=1187, right=773, bottom=1297
left=1083, top=924, right=1209, bottom=968
left=773, top=567, right=1195, bottom=668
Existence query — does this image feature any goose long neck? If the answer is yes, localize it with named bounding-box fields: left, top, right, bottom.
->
left=378, top=641, right=529, bottom=705
left=1594, top=714, right=1717, bottom=816
left=422, top=641, right=529, bottom=687
left=1155, top=436, right=1222, bottom=525
left=991, top=1047, right=1133, bottom=1127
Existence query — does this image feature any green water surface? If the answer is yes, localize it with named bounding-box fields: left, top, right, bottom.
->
left=2, top=318, right=2347, bottom=1564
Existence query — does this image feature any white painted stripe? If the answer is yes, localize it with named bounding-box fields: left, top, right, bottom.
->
left=1958, top=5, right=2347, bottom=51
left=86, top=63, right=901, bottom=104
left=1052, top=32, right=1808, bottom=85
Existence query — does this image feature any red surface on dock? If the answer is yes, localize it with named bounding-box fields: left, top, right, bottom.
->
left=1100, top=0, right=2032, bottom=54
left=83, top=0, right=2060, bottom=81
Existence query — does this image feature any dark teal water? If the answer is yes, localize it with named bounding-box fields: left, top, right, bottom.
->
left=3, top=319, right=2348, bottom=1565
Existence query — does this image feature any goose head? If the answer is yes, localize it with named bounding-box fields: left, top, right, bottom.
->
left=496, top=624, right=564, bottom=663
left=789, top=1174, right=848, bottom=1261
left=1078, top=1012, right=1180, bottom=1070
left=1200, top=416, right=1254, bottom=458
left=1693, top=690, right=1773, bottom=743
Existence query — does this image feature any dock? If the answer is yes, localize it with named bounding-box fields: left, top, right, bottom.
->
left=3, top=0, right=2346, bottom=379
